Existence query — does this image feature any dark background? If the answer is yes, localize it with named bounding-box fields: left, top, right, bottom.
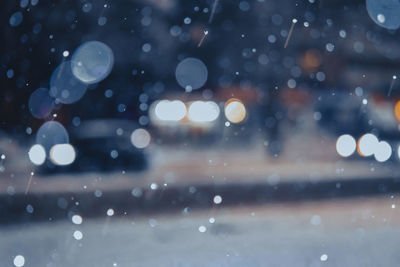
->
left=1, top=0, right=399, bottom=139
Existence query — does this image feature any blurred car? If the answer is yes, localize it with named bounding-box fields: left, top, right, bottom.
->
left=315, top=91, right=370, bottom=137
left=36, top=119, right=148, bottom=174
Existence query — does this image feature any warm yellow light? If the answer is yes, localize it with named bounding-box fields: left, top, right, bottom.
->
left=224, top=98, right=246, bottom=123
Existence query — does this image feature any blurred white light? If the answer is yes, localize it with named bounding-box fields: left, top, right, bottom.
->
left=71, top=215, right=83, bottom=225
left=374, top=141, right=392, bottom=162
left=28, top=144, right=46, bottom=166
left=107, top=208, right=114, bottom=216
left=130, top=128, right=151, bottom=149
left=150, top=183, right=158, bottom=190
left=13, top=255, right=25, bottom=267
left=50, top=144, right=76, bottom=166
left=213, top=195, right=222, bottom=204
left=358, top=133, right=379, bottom=157
left=71, top=41, right=114, bottom=84
left=225, top=99, right=246, bottom=123
left=198, top=225, right=207, bottom=233
left=336, top=134, right=356, bottom=157
left=377, top=14, right=385, bottom=23
left=73, top=230, right=83, bottom=240
left=154, top=100, right=186, bottom=121
left=188, top=101, right=220, bottom=123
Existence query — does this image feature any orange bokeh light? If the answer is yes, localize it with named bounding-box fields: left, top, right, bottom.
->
left=394, top=101, right=400, bottom=122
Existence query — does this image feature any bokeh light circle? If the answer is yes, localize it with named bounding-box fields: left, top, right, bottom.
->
left=394, top=100, right=400, bottom=122
left=71, top=41, right=114, bottom=84
left=366, top=0, right=400, bottom=30
left=28, top=88, right=54, bottom=119
left=130, top=128, right=151, bottom=149
left=28, top=144, right=46, bottom=166
left=50, top=144, right=76, bottom=165
left=336, top=134, right=356, bottom=157
left=36, top=121, right=69, bottom=154
left=73, top=230, right=83, bottom=240
left=154, top=100, right=187, bottom=121
left=224, top=99, right=246, bottom=123
left=50, top=61, right=88, bottom=104
left=374, top=141, right=392, bottom=162
left=13, top=255, right=25, bottom=267
left=71, top=214, right=83, bottom=225
left=188, top=101, right=220, bottom=123
left=9, top=12, right=23, bottom=27
left=357, top=133, right=379, bottom=157
left=175, top=57, right=208, bottom=90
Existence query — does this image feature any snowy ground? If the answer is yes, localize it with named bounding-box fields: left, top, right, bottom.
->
left=1, top=196, right=400, bottom=267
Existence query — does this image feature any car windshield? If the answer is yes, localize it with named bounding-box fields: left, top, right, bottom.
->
left=2, top=0, right=400, bottom=266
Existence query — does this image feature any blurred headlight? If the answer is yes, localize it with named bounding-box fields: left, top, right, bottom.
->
left=188, top=101, right=220, bottom=123
left=50, top=144, right=76, bottom=166
left=336, top=134, right=356, bottom=157
left=224, top=98, right=246, bottom=123
left=357, top=133, right=379, bottom=157
left=28, top=144, right=46, bottom=166
left=154, top=100, right=187, bottom=121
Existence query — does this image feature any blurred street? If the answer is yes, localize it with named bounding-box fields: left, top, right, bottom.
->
left=2, top=136, right=400, bottom=195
